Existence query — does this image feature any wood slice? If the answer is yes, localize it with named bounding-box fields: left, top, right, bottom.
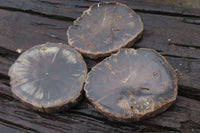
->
left=8, top=42, right=87, bottom=112
left=67, top=2, right=143, bottom=59
left=84, top=48, right=177, bottom=122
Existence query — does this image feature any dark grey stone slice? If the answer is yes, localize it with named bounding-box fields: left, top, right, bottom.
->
left=9, top=42, right=87, bottom=112
left=67, top=2, right=143, bottom=59
left=84, top=48, right=177, bottom=122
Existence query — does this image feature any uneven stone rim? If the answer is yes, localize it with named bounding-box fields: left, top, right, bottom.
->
left=9, top=42, right=88, bottom=113
left=67, top=2, right=144, bottom=59
left=84, top=48, right=178, bottom=122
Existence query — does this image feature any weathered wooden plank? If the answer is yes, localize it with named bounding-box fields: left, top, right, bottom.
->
left=0, top=56, right=13, bottom=76
left=90, top=0, right=200, bottom=18
left=0, top=53, right=199, bottom=132
left=166, top=57, right=200, bottom=100
left=0, top=81, right=199, bottom=132
left=1, top=0, right=200, bottom=19
left=0, top=2, right=200, bottom=55
left=1, top=1, right=200, bottom=54
left=0, top=125, right=22, bottom=133
left=146, top=96, right=200, bottom=131
left=0, top=0, right=87, bottom=20
left=0, top=0, right=200, bottom=132
left=135, top=13, right=200, bottom=58
left=0, top=9, right=69, bottom=52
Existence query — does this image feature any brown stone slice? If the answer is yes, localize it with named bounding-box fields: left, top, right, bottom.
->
left=67, top=2, right=143, bottom=59
left=84, top=48, right=177, bottom=122
left=8, top=42, right=87, bottom=112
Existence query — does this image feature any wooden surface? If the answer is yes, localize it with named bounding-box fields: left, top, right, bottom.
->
left=0, top=0, right=200, bottom=132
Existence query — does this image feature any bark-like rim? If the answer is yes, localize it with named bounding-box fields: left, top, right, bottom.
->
left=84, top=48, right=178, bottom=122
left=67, top=2, right=144, bottom=59
left=9, top=42, right=88, bottom=113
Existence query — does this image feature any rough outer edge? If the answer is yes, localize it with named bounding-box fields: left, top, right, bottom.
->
left=67, top=2, right=144, bottom=59
left=84, top=48, right=178, bottom=122
left=8, top=42, right=88, bottom=113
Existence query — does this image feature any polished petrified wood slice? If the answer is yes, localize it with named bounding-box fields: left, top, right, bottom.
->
left=8, top=42, right=87, bottom=112
left=84, top=48, right=177, bottom=122
left=67, top=2, right=143, bottom=59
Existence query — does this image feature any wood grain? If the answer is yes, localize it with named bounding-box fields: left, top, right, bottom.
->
left=0, top=0, right=200, bottom=132
left=0, top=80, right=200, bottom=132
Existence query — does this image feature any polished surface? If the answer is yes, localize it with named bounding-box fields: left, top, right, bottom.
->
left=9, top=43, right=87, bottom=112
left=85, top=48, right=177, bottom=121
left=67, top=2, right=143, bottom=58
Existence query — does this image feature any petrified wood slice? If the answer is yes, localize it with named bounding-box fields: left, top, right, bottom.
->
left=67, top=2, right=143, bottom=59
left=8, top=42, right=87, bottom=112
left=84, top=48, right=177, bottom=122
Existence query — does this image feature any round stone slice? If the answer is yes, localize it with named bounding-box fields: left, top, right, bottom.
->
left=84, top=48, right=177, bottom=122
left=8, top=42, right=87, bottom=112
left=67, top=2, right=143, bottom=59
